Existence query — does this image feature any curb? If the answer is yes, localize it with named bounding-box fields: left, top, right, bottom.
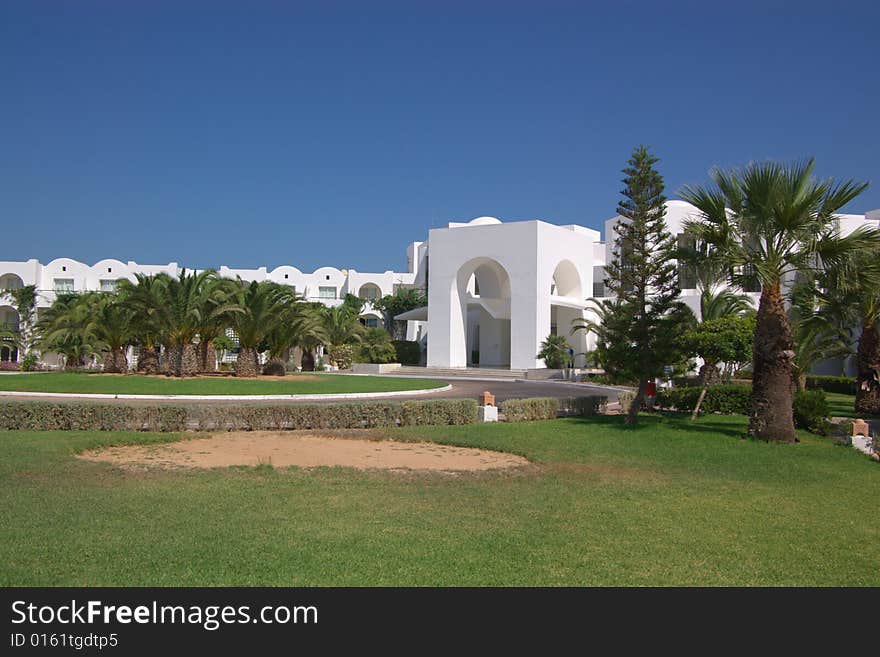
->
left=0, top=384, right=453, bottom=402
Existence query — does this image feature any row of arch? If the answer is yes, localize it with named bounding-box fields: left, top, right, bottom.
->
left=450, top=257, right=587, bottom=368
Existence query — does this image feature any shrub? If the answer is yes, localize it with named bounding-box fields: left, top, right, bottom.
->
left=805, top=375, right=857, bottom=395
left=400, top=399, right=478, bottom=425
left=0, top=402, right=188, bottom=432
left=261, top=360, right=286, bottom=376
left=0, top=399, right=479, bottom=432
left=500, top=398, right=559, bottom=422
left=793, top=389, right=830, bottom=435
left=326, top=344, right=354, bottom=370
left=557, top=395, right=608, bottom=416
left=392, top=340, right=421, bottom=366
left=656, top=385, right=752, bottom=415
left=356, top=328, right=397, bottom=364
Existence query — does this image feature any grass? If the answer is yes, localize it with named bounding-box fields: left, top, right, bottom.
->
left=0, top=371, right=445, bottom=395
left=2, top=414, right=878, bottom=586
left=825, top=392, right=878, bottom=419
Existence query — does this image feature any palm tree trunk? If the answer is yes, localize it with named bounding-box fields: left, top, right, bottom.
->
left=749, top=283, right=797, bottom=442
left=137, top=346, right=159, bottom=374
left=235, top=346, right=261, bottom=377
left=197, top=341, right=217, bottom=373
left=855, top=320, right=880, bottom=415
left=102, top=348, right=127, bottom=373
left=626, top=378, right=646, bottom=425
left=164, top=343, right=199, bottom=377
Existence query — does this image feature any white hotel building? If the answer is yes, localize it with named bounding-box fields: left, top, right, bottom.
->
left=2, top=201, right=879, bottom=373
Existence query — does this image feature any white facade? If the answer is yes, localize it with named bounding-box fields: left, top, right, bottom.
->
left=2, top=201, right=878, bottom=370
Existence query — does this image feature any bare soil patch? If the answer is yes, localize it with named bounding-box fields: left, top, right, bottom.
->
left=79, top=431, right=529, bottom=472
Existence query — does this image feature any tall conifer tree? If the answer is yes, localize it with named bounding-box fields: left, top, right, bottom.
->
left=603, top=146, right=689, bottom=424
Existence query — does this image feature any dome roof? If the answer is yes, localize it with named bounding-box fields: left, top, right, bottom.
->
left=468, top=216, right=502, bottom=226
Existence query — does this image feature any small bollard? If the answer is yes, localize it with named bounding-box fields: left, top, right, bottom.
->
left=479, top=390, right=498, bottom=422
left=852, top=419, right=869, bottom=438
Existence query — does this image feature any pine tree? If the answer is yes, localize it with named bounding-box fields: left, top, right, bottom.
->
left=602, top=146, right=690, bottom=424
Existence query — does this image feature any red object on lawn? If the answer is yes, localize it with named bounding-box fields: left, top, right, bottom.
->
left=646, top=381, right=657, bottom=397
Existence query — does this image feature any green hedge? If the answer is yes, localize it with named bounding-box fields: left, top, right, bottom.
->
left=557, top=396, right=608, bottom=416
left=805, top=375, right=857, bottom=395
left=392, top=340, right=421, bottom=365
left=500, top=398, right=558, bottom=422
left=793, top=389, right=830, bottom=435
left=0, top=399, right=478, bottom=432
left=656, top=385, right=752, bottom=415
left=400, top=399, right=478, bottom=425
left=0, top=403, right=188, bottom=432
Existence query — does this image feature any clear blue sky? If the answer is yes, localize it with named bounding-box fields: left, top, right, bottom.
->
left=2, top=1, right=878, bottom=272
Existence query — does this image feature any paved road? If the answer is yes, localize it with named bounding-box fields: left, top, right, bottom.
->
left=0, top=378, right=621, bottom=405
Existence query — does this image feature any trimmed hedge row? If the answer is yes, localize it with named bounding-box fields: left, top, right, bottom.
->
left=500, top=395, right=608, bottom=422
left=0, top=399, right=479, bottom=432
left=557, top=396, right=608, bottom=417
left=0, top=395, right=616, bottom=431
left=500, top=398, right=559, bottom=422
left=656, top=385, right=753, bottom=415
left=0, top=403, right=189, bottom=432
left=805, top=375, right=857, bottom=395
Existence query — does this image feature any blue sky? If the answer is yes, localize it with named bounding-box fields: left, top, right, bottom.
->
left=2, top=1, right=878, bottom=272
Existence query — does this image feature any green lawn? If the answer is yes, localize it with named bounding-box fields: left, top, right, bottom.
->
left=826, top=392, right=878, bottom=419
left=2, top=414, right=878, bottom=586
left=0, top=372, right=445, bottom=395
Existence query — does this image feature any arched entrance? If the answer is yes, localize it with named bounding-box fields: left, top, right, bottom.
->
left=0, top=305, right=20, bottom=363
left=453, top=258, right=511, bottom=368
left=550, top=260, right=587, bottom=366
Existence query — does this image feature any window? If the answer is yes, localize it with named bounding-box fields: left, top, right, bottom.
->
left=359, top=284, right=380, bottom=301
left=2, top=309, right=19, bottom=331
left=365, top=317, right=379, bottom=328
left=677, top=234, right=697, bottom=289
left=54, top=278, right=74, bottom=293
left=592, top=266, right=606, bottom=298
left=100, top=279, right=117, bottom=293
left=318, top=286, right=337, bottom=300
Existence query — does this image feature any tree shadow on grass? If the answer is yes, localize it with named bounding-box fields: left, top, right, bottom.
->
left=566, top=412, right=748, bottom=440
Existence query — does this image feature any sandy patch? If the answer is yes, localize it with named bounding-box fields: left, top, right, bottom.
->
left=79, top=431, right=529, bottom=472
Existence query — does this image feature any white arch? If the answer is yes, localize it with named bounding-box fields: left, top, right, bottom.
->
left=551, top=259, right=583, bottom=299
left=0, top=273, right=24, bottom=291
left=452, top=257, right=512, bottom=367
left=358, top=282, right=382, bottom=300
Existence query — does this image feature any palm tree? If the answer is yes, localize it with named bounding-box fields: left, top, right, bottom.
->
left=677, top=238, right=754, bottom=321
left=320, top=305, right=365, bottom=369
left=788, top=278, right=852, bottom=392
left=262, top=293, right=311, bottom=374
left=292, top=306, right=328, bottom=371
left=161, top=270, right=226, bottom=377
left=92, top=293, right=135, bottom=373
left=537, top=333, right=571, bottom=369
left=117, top=273, right=170, bottom=374
left=191, top=276, right=241, bottom=372
left=358, top=327, right=397, bottom=364
left=571, top=298, right=623, bottom=379
left=680, top=159, right=879, bottom=441
left=36, top=293, right=103, bottom=369
left=230, top=280, right=293, bottom=377
left=802, top=248, right=880, bottom=412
